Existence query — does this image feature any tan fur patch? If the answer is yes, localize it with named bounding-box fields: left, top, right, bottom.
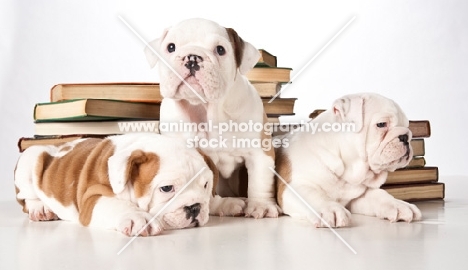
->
left=77, top=139, right=116, bottom=226
left=226, top=28, right=244, bottom=69
left=58, top=145, right=72, bottom=152
left=39, top=139, right=102, bottom=209
left=197, top=149, right=219, bottom=196
left=275, top=148, right=292, bottom=208
left=125, top=150, right=160, bottom=198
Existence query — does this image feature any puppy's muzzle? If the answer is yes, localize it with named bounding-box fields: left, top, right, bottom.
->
left=184, top=54, right=203, bottom=76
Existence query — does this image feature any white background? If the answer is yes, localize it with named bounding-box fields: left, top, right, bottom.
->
left=1, top=0, right=467, bottom=201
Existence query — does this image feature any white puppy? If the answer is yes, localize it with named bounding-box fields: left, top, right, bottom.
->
left=276, top=93, right=422, bottom=227
left=14, top=133, right=215, bottom=236
left=145, top=18, right=280, bottom=218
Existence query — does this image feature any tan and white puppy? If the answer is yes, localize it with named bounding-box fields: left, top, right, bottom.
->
left=14, top=133, right=215, bottom=236
left=276, top=93, right=422, bottom=227
left=145, top=18, right=280, bottom=218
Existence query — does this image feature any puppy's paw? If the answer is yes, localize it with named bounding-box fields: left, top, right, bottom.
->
left=117, top=212, right=163, bottom=237
left=376, top=199, right=422, bottom=222
left=309, top=203, right=351, bottom=228
left=244, top=198, right=282, bottom=219
left=26, top=199, right=59, bottom=221
left=210, top=196, right=246, bottom=217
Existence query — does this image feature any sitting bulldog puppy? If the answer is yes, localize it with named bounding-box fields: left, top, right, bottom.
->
left=145, top=18, right=281, bottom=218
left=275, top=93, right=422, bottom=227
left=14, top=133, right=215, bottom=236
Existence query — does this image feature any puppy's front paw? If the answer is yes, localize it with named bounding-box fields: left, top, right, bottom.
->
left=26, top=199, right=59, bottom=221
left=244, top=198, right=282, bottom=219
left=309, top=203, right=351, bottom=228
left=376, top=199, right=422, bottom=222
left=210, top=196, right=246, bottom=217
left=117, top=212, right=163, bottom=237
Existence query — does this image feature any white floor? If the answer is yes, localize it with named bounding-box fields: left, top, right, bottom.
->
left=1, top=176, right=467, bottom=270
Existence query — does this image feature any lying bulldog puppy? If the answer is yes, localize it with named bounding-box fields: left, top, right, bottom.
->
left=276, top=93, right=422, bottom=227
left=14, top=133, right=215, bottom=236
left=145, top=18, right=281, bottom=218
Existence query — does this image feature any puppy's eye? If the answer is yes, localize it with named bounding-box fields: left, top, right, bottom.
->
left=160, top=185, right=174, bottom=193
left=204, top=181, right=208, bottom=189
left=167, top=43, right=176, bottom=53
left=216, top=46, right=225, bottom=56
left=376, top=122, right=387, bottom=128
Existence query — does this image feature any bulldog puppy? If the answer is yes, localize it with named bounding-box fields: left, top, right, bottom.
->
left=145, top=18, right=281, bottom=218
left=276, top=93, right=422, bottom=227
left=14, top=133, right=215, bottom=236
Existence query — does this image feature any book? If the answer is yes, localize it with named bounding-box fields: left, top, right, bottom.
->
left=309, top=109, right=326, bottom=119
left=34, top=99, right=161, bottom=122
left=255, top=49, right=277, bottom=67
left=382, top=183, right=445, bottom=202
left=50, top=83, right=162, bottom=103
left=406, top=156, right=426, bottom=168
left=262, top=98, right=296, bottom=116
left=51, top=81, right=284, bottom=104
left=385, top=166, right=438, bottom=185
left=408, top=120, right=431, bottom=138
left=18, top=135, right=108, bottom=152
left=411, top=139, right=425, bottom=156
left=253, top=82, right=282, bottom=98
left=34, top=120, right=160, bottom=136
left=246, top=67, right=292, bottom=83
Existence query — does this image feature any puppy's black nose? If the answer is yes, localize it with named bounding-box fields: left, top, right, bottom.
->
left=184, top=203, right=201, bottom=219
left=184, top=54, right=203, bottom=75
left=399, top=134, right=409, bottom=144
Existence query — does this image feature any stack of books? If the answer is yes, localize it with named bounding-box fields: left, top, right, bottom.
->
left=309, top=110, right=444, bottom=202
left=18, top=49, right=296, bottom=152
left=382, top=120, right=445, bottom=202
left=249, top=49, right=296, bottom=124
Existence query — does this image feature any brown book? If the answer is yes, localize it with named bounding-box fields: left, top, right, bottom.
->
left=253, top=82, right=282, bottom=97
left=34, top=120, right=160, bottom=136
left=411, top=139, right=425, bottom=156
left=405, top=157, right=426, bottom=168
left=50, top=83, right=162, bottom=103
left=18, top=135, right=109, bottom=152
left=246, top=67, right=292, bottom=83
left=255, top=49, right=277, bottom=67
left=382, top=183, right=445, bottom=202
left=262, top=98, right=296, bottom=116
left=385, top=166, right=438, bottom=185
left=34, top=99, right=161, bottom=122
left=309, top=109, right=326, bottom=119
left=409, top=120, right=431, bottom=138
left=51, top=81, right=283, bottom=103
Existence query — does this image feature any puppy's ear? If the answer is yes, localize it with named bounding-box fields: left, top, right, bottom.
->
left=108, top=150, right=160, bottom=196
left=332, top=95, right=364, bottom=132
left=197, top=149, right=218, bottom=196
left=226, top=28, right=260, bottom=75
left=144, top=28, right=169, bottom=68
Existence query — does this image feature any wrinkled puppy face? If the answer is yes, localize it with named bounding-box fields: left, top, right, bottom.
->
left=145, top=18, right=260, bottom=104
left=363, top=95, right=413, bottom=172
left=149, top=169, right=213, bottom=230
left=108, top=135, right=214, bottom=231
left=146, top=149, right=213, bottom=230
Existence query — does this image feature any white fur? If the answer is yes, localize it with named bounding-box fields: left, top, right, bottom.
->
left=277, top=93, right=422, bottom=227
left=145, top=18, right=280, bottom=218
